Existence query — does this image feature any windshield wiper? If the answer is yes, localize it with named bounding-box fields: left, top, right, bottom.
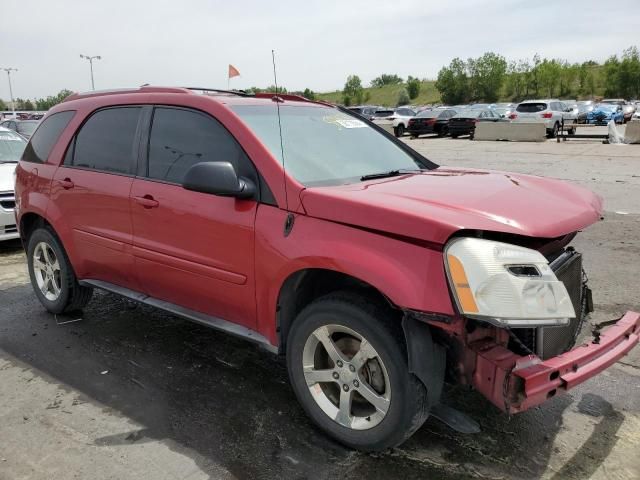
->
left=360, top=168, right=427, bottom=181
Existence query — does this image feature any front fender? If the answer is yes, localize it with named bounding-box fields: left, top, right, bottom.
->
left=254, top=205, right=454, bottom=345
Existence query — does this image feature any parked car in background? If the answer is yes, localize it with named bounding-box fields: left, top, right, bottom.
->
left=492, top=103, right=516, bottom=116
left=0, top=126, right=27, bottom=241
left=347, top=106, right=383, bottom=121
left=587, top=104, right=624, bottom=124
left=0, top=119, right=40, bottom=139
left=600, top=99, right=634, bottom=123
left=407, top=108, right=457, bottom=137
left=576, top=101, right=595, bottom=123
left=14, top=86, right=640, bottom=451
left=449, top=108, right=503, bottom=139
left=511, top=100, right=576, bottom=137
left=370, top=107, right=417, bottom=137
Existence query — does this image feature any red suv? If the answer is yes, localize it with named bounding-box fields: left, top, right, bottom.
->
left=14, top=87, right=640, bottom=451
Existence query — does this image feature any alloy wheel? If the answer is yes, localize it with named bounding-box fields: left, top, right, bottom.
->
left=302, top=324, right=391, bottom=430
left=32, top=242, right=62, bottom=301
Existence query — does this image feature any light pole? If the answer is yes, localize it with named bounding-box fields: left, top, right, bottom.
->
left=1, top=67, right=17, bottom=115
left=79, top=54, right=101, bottom=90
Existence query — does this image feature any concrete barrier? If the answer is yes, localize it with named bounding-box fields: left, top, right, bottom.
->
left=474, top=122, right=546, bottom=142
left=625, top=120, right=640, bottom=144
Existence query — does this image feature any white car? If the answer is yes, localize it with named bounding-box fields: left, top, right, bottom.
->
left=0, top=126, right=26, bottom=241
left=371, top=107, right=417, bottom=137
left=511, top=99, right=577, bottom=137
left=633, top=108, right=640, bottom=120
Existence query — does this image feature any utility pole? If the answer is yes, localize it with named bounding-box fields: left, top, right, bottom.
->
left=79, top=54, right=101, bottom=90
left=1, top=67, right=18, bottom=115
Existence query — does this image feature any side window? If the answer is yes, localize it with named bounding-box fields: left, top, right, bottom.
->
left=70, top=107, right=140, bottom=175
left=146, top=107, right=254, bottom=184
left=22, top=110, right=75, bottom=164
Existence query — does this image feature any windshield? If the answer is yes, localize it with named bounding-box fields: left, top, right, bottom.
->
left=0, top=130, right=27, bottom=162
left=231, top=105, right=430, bottom=186
left=453, top=109, right=483, bottom=118
left=16, top=121, right=38, bottom=136
left=416, top=110, right=438, bottom=118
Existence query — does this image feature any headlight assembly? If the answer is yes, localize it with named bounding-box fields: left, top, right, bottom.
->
left=444, top=237, right=575, bottom=327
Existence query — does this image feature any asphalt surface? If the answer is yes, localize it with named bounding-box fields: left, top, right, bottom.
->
left=1, top=132, right=639, bottom=479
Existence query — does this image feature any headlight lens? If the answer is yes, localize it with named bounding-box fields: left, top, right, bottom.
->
left=444, top=237, right=575, bottom=327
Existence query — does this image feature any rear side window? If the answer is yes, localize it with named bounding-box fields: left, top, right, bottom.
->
left=516, top=103, right=547, bottom=113
left=21, top=111, right=75, bottom=164
left=69, top=107, right=140, bottom=175
left=146, top=107, right=253, bottom=184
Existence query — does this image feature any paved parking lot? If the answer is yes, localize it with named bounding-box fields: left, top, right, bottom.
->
left=1, top=134, right=639, bottom=480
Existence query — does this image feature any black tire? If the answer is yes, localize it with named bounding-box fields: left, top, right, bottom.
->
left=451, top=133, right=459, bottom=139
left=286, top=292, right=429, bottom=451
left=410, top=135, right=418, bottom=139
left=394, top=124, right=405, bottom=137
left=437, top=125, right=448, bottom=137
left=547, top=122, right=559, bottom=139
left=27, top=227, right=93, bottom=314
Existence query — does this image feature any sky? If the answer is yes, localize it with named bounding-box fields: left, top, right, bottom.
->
left=1, top=0, right=639, bottom=100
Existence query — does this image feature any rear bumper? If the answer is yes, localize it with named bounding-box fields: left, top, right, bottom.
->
left=472, top=311, right=640, bottom=413
left=449, top=125, right=474, bottom=135
left=407, top=125, right=435, bottom=135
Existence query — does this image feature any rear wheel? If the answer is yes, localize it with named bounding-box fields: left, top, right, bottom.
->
left=437, top=125, right=449, bottom=137
left=286, top=292, right=429, bottom=451
left=548, top=122, right=559, bottom=138
left=451, top=133, right=459, bottom=139
left=394, top=124, right=405, bottom=137
left=27, top=228, right=93, bottom=314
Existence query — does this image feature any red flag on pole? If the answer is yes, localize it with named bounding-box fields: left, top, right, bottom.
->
left=228, top=64, right=240, bottom=79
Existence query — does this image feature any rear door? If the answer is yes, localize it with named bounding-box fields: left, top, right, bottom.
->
left=130, top=106, right=259, bottom=329
left=51, top=106, right=141, bottom=289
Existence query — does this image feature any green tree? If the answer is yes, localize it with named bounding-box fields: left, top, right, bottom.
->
left=302, top=88, right=316, bottom=100
left=435, top=58, right=469, bottom=105
left=536, top=59, right=562, bottom=97
left=33, top=89, right=74, bottom=110
left=467, top=52, right=507, bottom=102
left=371, top=74, right=403, bottom=87
left=343, top=75, right=364, bottom=105
left=397, top=88, right=410, bottom=106
left=618, top=46, right=640, bottom=98
left=506, top=59, right=530, bottom=100
left=23, top=99, right=34, bottom=111
left=406, top=76, right=421, bottom=99
left=603, top=55, right=621, bottom=97
left=0, top=98, right=6, bottom=110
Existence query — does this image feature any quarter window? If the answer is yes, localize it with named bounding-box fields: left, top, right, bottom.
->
left=22, top=110, right=75, bottom=164
left=69, top=107, right=141, bottom=175
left=146, top=107, right=252, bottom=184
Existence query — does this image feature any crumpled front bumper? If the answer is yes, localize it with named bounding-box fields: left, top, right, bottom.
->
left=472, top=311, right=640, bottom=413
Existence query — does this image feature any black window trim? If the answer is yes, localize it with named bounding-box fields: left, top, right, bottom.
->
left=62, top=105, right=145, bottom=178
left=137, top=104, right=276, bottom=205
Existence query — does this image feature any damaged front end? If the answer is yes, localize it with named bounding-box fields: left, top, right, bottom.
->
left=438, top=234, right=640, bottom=414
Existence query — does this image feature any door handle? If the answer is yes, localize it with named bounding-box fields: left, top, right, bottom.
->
left=133, top=195, right=159, bottom=209
left=59, top=178, right=74, bottom=189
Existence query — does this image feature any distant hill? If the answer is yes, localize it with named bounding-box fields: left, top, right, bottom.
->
left=315, top=81, right=440, bottom=107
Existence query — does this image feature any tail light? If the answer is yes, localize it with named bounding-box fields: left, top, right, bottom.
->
left=509, top=113, right=517, bottom=119
left=408, top=119, right=415, bottom=125
left=541, top=112, right=553, bottom=119
left=426, top=119, right=436, bottom=125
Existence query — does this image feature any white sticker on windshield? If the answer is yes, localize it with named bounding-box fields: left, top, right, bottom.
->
left=323, top=115, right=367, bottom=129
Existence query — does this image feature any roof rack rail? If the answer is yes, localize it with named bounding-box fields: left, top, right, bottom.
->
left=183, top=87, right=255, bottom=97
left=63, top=86, right=190, bottom=103
left=253, top=92, right=334, bottom=106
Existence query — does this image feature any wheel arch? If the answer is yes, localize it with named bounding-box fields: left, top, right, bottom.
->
left=276, top=268, right=396, bottom=354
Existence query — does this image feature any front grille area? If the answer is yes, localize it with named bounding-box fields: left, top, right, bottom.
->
left=510, top=248, right=589, bottom=360
left=1, top=224, right=17, bottom=234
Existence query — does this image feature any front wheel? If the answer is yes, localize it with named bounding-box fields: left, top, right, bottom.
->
left=286, top=292, right=429, bottom=451
left=27, top=227, right=93, bottom=314
left=394, top=124, right=405, bottom=137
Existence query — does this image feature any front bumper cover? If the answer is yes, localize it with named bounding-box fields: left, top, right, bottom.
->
left=472, top=311, right=640, bottom=413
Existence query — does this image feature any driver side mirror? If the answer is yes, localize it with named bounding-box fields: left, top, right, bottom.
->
left=183, top=161, right=256, bottom=199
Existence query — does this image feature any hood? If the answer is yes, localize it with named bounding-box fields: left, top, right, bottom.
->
left=0, top=163, right=17, bottom=192
left=300, top=168, right=603, bottom=245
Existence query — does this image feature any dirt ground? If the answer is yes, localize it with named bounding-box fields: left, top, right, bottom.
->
left=1, top=132, right=639, bottom=480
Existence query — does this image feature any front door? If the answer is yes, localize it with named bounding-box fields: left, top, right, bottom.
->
left=130, top=106, right=258, bottom=329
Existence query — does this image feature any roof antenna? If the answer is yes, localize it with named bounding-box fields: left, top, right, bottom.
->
left=272, top=49, right=289, bottom=213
